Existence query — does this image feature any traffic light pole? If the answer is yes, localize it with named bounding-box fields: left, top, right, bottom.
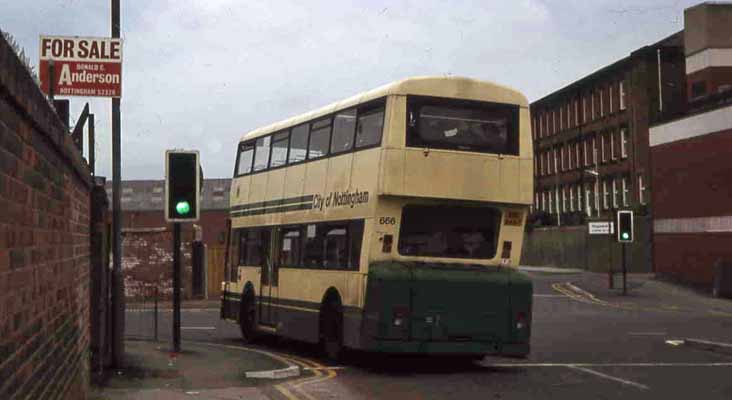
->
left=622, top=242, right=627, bottom=295
left=172, top=222, right=181, bottom=353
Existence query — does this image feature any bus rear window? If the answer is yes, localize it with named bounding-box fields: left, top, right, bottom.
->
left=406, top=96, right=519, bottom=155
left=398, top=205, right=500, bottom=259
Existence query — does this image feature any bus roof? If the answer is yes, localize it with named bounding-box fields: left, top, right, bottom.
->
left=239, top=76, right=528, bottom=142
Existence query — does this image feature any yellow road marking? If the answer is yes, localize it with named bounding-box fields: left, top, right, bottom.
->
left=552, top=282, right=732, bottom=317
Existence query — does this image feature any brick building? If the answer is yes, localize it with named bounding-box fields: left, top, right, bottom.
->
left=106, top=178, right=231, bottom=299
left=0, top=33, right=96, bottom=399
left=523, top=29, right=687, bottom=271
left=650, top=3, right=732, bottom=287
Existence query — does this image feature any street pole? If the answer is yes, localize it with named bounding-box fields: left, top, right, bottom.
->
left=622, top=242, right=628, bottom=295
left=48, top=60, right=55, bottom=102
left=110, top=0, right=124, bottom=368
left=89, top=114, right=95, bottom=176
left=172, top=223, right=181, bottom=353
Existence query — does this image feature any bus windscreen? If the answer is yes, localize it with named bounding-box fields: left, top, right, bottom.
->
left=407, top=96, right=519, bottom=155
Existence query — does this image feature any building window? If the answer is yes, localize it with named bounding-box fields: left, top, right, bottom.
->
left=593, top=181, right=600, bottom=215
left=592, top=137, right=598, bottom=165
left=559, top=107, right=564, bottom=132
left=562, top=187, right=567, bottom=213
left=560, top=146, right=565, bottom=171
left=548, top=190, right=554, bottom=213
left=568, top=144, right=573, bottom=170
left=602, top=181, right=609, bottom=210
left=585, top=184, right=592, bottom=216
left=552, top=110, right=557, bottom=134
left=609, top=85, right=614, bottom=114
left=591, top=92, right=596, bottom=120
left=610, top=131, right=617, bottom=161
left=574, top=100, right=579, bottom=126
left=576, top=185, right=583, bottom=212
left=639, top=175, right=647, bottom=205
left=553, top=149, right=558, bottom=174
left=619, top=81, right=626, bottom=110
left=622, top=177, right=629, bottom=206
left=621, top=128, right=628, bottom=158
left=568, top=185, right=574, bottom=212
left=583, top=140, right=589, bottom=167
left=599, top=88, right=605, bottom=117
left=601, top=134, right=607, bottom=163
left=583, top=96, right=588, bottom=124
left=575, top=143, right=581, bottom=170
left=612, top=179, right=618, bottom=208
left=566, top=103, right=571, bottom=128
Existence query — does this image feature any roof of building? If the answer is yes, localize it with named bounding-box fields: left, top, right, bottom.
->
left=105, top=178, right=231, bottom=211
left=239, top=76, right=529, bottom=142
left=532, top=31, right=684, bottom=107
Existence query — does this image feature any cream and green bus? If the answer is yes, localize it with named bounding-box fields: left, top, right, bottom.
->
left=221, top=76, right=533, bottom=359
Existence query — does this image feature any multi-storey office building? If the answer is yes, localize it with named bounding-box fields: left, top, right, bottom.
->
left=524, top=31, right=687, bottom=271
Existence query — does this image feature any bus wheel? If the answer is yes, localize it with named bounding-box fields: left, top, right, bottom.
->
left=239, top=290, right=257, bottom=343
left=320, top=302, right=343, bottom=361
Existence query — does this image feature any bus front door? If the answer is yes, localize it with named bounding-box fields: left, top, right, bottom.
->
left=258, top=229, right=278, bottom=327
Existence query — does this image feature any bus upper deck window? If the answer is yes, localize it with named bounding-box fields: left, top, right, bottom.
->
left=355, top=107, right=384, bottom=149
left=253, top=136, right=271, bottom=171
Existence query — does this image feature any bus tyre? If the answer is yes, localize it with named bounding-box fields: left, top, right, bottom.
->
left=320, top=302, right=343, bottom=361
left=239, top=290, right=257, bottom=343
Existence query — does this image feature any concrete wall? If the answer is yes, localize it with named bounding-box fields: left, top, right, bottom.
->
left=522, top=216, right=652, bottom=273
left=0, top=35, right=92, bottom=399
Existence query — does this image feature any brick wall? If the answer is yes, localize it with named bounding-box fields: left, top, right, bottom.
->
left=122, top=228, right=193, bottom=300
left=120, top=210, right=227, bottom=300
left=0, top=34, right=93, bottom=400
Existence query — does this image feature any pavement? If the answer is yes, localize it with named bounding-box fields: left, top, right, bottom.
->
left=106, top=267, right=732, bottom=399
left=91, top=340, right=302, bottom=400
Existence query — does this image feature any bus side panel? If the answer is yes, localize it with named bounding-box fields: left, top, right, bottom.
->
left=275, top=269, right=348, bottom=344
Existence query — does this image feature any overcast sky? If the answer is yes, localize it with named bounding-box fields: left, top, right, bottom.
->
left=1, top=0, right=697, bottom=179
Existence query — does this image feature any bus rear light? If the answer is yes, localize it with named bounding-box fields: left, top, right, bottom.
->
left=392, top=306, right=408, bottom=327
left=516, top=311, right=527, bottom=330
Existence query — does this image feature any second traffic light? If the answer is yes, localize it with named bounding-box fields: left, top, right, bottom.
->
left=616, top=210, right=634, bottom=243
left=165, top=150, right=200, bottom=222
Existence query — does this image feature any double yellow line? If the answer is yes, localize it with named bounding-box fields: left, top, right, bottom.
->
left=273, top=353, right=338, bottom=400
left=187, top=341, right=339, bottom=400
left=551, top=282, right=732, bottom=317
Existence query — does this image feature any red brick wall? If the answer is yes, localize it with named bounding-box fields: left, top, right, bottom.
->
left=120, top=210, right=227, bottom=300
left=653, top=233, right=732, bottom=285
left=651, top=128, right=732, bottom=220
left=0, top=35, right=93, bottom=399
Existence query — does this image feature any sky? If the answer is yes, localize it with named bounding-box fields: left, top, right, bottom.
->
left=0, top=0, right=698, bottom=179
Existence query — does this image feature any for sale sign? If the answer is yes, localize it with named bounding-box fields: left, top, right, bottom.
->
left=39, top=35, right=122, bottom=98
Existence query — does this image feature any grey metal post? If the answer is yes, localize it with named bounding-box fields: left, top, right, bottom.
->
left=173, top=223, right=182, bottom=352
left=154, top=286, right=158, bottom=342
left=48, top=60, right=55, bottom=102
left=89, top=114, right=95, bottom=175
left=110, top=0, right=124, bottom=368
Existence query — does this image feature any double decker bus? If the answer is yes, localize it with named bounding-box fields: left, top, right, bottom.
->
left=221, top=76, right=533, bottom=359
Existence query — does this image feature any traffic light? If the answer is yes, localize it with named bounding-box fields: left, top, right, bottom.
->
left=165, top=150, right=200, bottom=222
left=617, top=210, right=633, bottom=243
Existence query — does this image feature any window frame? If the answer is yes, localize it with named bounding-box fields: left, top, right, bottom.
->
left=233, top=98, right=386, bottom=177
left=405, top=95, right=520, bottom=155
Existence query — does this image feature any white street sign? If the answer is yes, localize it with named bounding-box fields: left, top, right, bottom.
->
left=589, top=221, right=614, bottom=235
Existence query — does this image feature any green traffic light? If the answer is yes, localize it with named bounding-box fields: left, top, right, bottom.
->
left=176, top=201, right=191, bottom=215
left=622, top=232, right=630, bottom=240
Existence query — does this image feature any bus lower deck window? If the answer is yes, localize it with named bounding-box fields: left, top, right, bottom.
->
left=397, top=205, right=500, bottom=259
